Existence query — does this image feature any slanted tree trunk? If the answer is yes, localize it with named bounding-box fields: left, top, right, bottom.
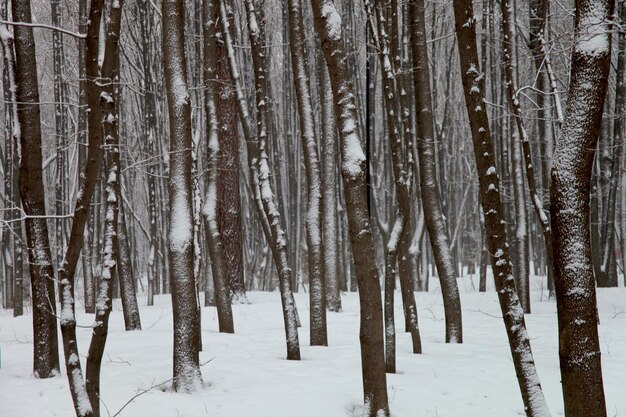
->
left=57, top=0, right=104, bottom=414
left=85, top=1, right=125, bottom=414
left=219, top=0, right=300, bottom=360
left=369, top=0, right=422, bottom=355
left=452, top=0, right=551, bottom=414
left=12, top=0, right=60, bottom=379
left=550, top=0, right=613, bottom=415
left=311, top=1, right=389, bottom=415
left=287, top=0, right=327, bottom=346
left=408, top=0, right=463, bottom=342
left=202, top=0, right=234, bottom=333
left=163, top=0, right=203, bottom=391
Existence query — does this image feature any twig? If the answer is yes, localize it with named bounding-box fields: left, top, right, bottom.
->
left=0, top=20, right=86, bottom=39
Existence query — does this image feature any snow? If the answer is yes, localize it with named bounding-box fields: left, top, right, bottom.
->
left=575, top=2, right=610, bottom=57
left=321, top=2, right=342, bottom=41
left=2, top=280, right=626, bottom=416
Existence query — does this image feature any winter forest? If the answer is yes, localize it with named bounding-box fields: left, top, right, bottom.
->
left=0, top=0, right=625, bottom=415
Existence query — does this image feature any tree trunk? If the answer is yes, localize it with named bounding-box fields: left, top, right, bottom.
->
left=216, top=0, right=247, bottom=305
left=550, top=0, right=613, bottom=415
left=163, top=0, right=203, bottom=392
left=12, top=0, right=60, bottom=379
left=219, top=0, right=301, bottom=360
left=202, top=0, right=234, bottom=334
left=311, top=1, right=390, bottom=415
left=117, top=198, right=141, bottom=330
left=287, top=0, right=327, bottom=346
left=452, top=0, right=550, bottom=413
left=319, top=52, right=341, bottom=312
left=408, top=0, right=463, bottom=343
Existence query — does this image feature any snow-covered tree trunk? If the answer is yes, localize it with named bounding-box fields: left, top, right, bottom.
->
left=408, top=0, right=463, bottom=343
left=219, top=0, right=300, bottom=360
left=370, top=0, right=422, bottom=354
left=52, top=0, right=68, bottom=289
left=311, top=1, right=390, bottom=415
left=452, top=0, right=551, bottom=414
left=202, top=0, right=234, bottom=334
left=1, top=0, right=20, bottom=316
left=287, top=0, right=327, bottom=346
left=319, top=55, right=341, bottom=313
left=11, top=0, right=60, bottom=379
left=163, top=0, right=203, bottom=391
left=57, top=0, right=103, bottom=414
left=511, top=127, right=530, bottom=313
left=85, top=1, right=126, bottom=414
left=550, top=0, right=613, bottom=414
left=116, top=199, right=141, bottom=330
left=502, top=0, right=550, bottom=311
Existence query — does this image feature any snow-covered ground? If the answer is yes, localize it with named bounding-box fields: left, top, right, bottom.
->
left=1, top=275, right=625, bottom=417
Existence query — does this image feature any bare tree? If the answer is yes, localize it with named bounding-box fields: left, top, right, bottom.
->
left=311, top=1, right=389, bottom=415
left=220, top=0, right=301, bottom=360
left=12, top=0, right=60, bottom=379
left=451, top=0, right=550, bottom=413
left=287, top=0, right=327, bottom=346
left=550, top=0, right=613, bottom=414
left=202, top=0, right=234, bottom=334
left=408, top=0, right=463, bottom=342
left=163, top=0, right=203, bottom=391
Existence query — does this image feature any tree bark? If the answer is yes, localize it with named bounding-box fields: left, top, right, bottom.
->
left=408, top=0, right=463, bottom=342
left=452, top=0, right=550, bottom=413
left=202, top=0, right=234, bottom=334
left=311, top=1, right=389, bottom=415
left=163, top=0, right=203, bottom=391
left=287, top=0, right=327, bottom=346
left=550, top=0, right=613, bottom=415
left=12, top=0, right=60, bottom=379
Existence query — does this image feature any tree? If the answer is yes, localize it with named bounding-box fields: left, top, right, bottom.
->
left=216, top=0, right=247, bottom=305
left=550, top=0, right=613, bottom=414
left=451, top=0, right=551, bottom=413
left=311, top=1, right=389, bottom=415
left=287, top=0, right=327, bottom=346
left=12, top=0, right=60, bottom=379
left=163, top=0, right=203, bottom=391
left=408, top=0, right=463, bottom=342
left=202, top=0, right=234, bottom=334
left=219, top=0, right=301, bottom=360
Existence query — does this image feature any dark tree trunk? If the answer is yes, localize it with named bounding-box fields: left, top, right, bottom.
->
left=452, top=0, right=550, bottom=413
left=311, top=1, right=390, bottom=415
left=409, top=0, right=463, bottom=342
left=550, top=0, right=613, bottom=415
left=202, top=0, right=234, bottom=334
left=12, top=0, right=60, bottom=379
left=216, top=0, right=246, bottom=305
